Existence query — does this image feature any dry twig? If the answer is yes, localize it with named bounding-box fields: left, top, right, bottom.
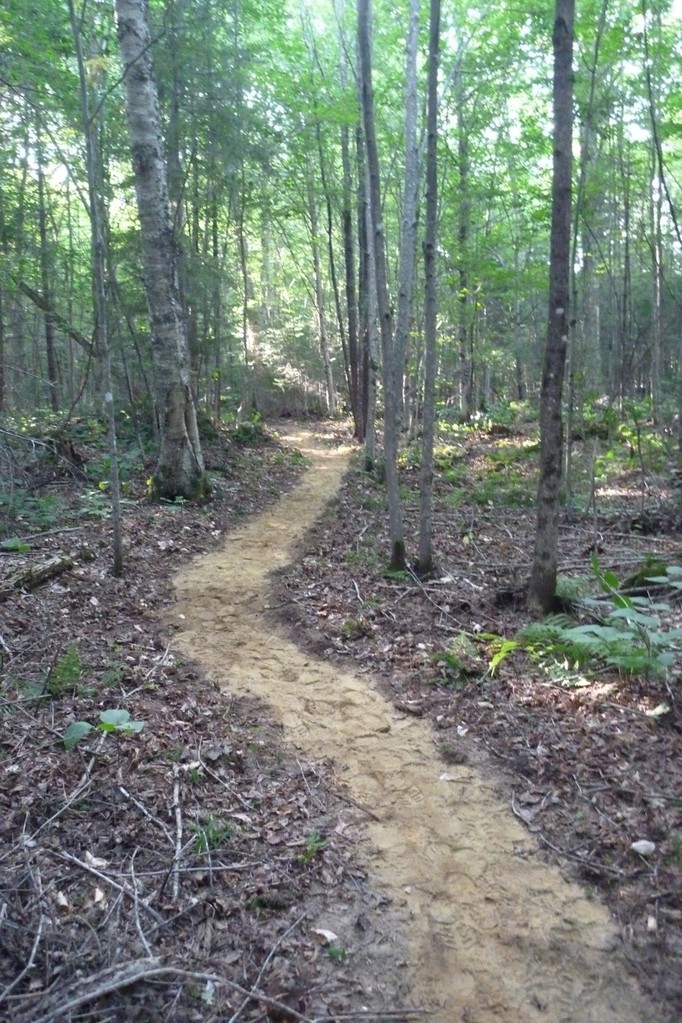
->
left=171, top=764, right=183, bottom=902
left=55, top=850, right=163, bottom=922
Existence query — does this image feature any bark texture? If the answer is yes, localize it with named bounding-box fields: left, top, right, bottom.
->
left=529, top=0, right=575, bottom=612
left=115, top=0, right=206, bottom=501
left=358, top=0, right=405, bottom=571
left=417, top=0, right=440, bottom=575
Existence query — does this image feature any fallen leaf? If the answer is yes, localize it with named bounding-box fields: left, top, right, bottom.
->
left=85, top=850, right=109, bottom=869
left=630, top=840, right=656, bottom=856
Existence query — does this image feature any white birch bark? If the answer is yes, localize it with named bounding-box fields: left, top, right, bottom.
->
left=115, top=0, right=206, bottom=501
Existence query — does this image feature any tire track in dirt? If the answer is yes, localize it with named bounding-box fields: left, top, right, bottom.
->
left=169, top=428, right=655, bottom=1023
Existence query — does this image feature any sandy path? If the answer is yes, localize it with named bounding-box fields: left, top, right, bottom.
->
left=169, top=428, right=654, bottom=1023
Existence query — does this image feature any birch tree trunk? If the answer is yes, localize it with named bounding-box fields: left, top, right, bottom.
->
left=529, top=0, right=575, bottom=612
left=115, top=0, right=207, bottom=501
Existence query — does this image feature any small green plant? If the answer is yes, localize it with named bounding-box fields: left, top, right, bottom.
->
left=63, top=708, right=146, bottom=749
left=326, top=945, right=348, bottom=962
left=46, top=646, right=83, bottom=696
left=298, top=832, right=329, bottom=864
left=231, top=418, right=266, bottom=446
left=345, top=543, right=380, bottom=572
left=432, top=632, right=483, bottom=686
left=287, top=447, right=310, bottom=466
left=487, top=558, right=682, bottom=680
left=382, top=566, right=411, bottom=582
left=192, top=816, right=232, bottom=854
left=0, top=537, right=32, bottom=553
left=101, top=662, right=126, bottom=687
left=341, top=617, right=372, bottom=639
left=79, top=489, right=111, bottom=519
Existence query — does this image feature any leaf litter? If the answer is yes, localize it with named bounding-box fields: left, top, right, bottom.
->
left=268, top=425, right=681, bottom=1022
left=1, top=420, right=680, bottom=1023
left=0, top=426, right=413, bottom=1022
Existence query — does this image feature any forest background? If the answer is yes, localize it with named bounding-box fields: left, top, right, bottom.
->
left=1, top=2, right=682, bottom=1019
left=1, top=0, right=681, bottom=490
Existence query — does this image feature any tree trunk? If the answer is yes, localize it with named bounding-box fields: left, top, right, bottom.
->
left=529, top=0, right=574, bottom=613
left=69, top=0, right=124, bottom=576
left=341, top=110, right=361, bottom=436
left=306, top=158, right=337, bottom=416
left=36, top=131, right=60, bottom=413
left=394, top=0, right=421, bottom=431
left=357, top=124, right=371, bottom=446
left=417, top=0, right=440, bottom=576
left=358, top=0, right=405, bottom=571
left=362, top=155, right=378, bottom=470
left=456, top=77, right=471, bottom=417
left=115, top=0, right=207, bottom=501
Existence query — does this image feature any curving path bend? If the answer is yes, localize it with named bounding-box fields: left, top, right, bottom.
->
left=169, top=427, right=654, bottom=1023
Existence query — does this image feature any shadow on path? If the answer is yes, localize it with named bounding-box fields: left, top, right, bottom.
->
left=170, top=426, right=654, bottom=1023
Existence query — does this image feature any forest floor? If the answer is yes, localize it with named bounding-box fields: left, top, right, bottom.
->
left=0, top=416, right=680, bottom=1022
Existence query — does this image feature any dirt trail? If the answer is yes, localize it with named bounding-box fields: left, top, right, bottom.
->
left=170, top=428, right=654, bottom=1023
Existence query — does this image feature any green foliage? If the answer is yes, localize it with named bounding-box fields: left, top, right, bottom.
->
left=0, top=537, right=31, bottom=553
left=325, top=945, right=348, bottom=962
left=298, top=831, right=329, bottom=864
left=192, top=816, right=232, bottom=854
left=344, top=541, right=380, bottom=573
left=489, top=558, right=682, bottom=680
left=231, top=418, right=267, bottom=446
left=431, top=632, right=484, bottom=687
left=46, top=646, right=83, bottom=696
left=381, top=567, right=410, bottom=582
left=101, top=662, right=126, bottom=687
left=88, top=447, right=145, bottom=488
left=555, top=574, right=590, bottom=606
left=340, top=617, right=373, bottom=639
left=79, top=489, right=111, bottom=519
left=470, top=471, right=535, bottom=509
left=0, top=492, right=68, bottom=536
left=63, top=708, right=146, bottom=749
left=270, top=447, right=310, bottom=467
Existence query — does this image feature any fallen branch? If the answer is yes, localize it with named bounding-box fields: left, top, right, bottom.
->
left=171, top=765, right=183, bottom=901
left=16, top=956, right=164, bottom=1023
left=0, top=555, right=74, bottom=602
left=17, top=954, right=432, bottom=1023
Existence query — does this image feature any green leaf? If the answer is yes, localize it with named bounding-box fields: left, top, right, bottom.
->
left=120, top=719, right=145, bottom=734
left=489, top=638, right=520, bottom=674
left=99, top=708, right=131, bottom=727
left=64, top=721, right=94, bottom=749
left=96, top=708, right=144, bottom=735
left=608, top=607, right=659, bottom=627
left=0, top=537, right=31, bottom=553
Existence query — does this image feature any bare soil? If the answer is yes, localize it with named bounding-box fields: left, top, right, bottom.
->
left=170, top=426, right=670, bottom=1023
